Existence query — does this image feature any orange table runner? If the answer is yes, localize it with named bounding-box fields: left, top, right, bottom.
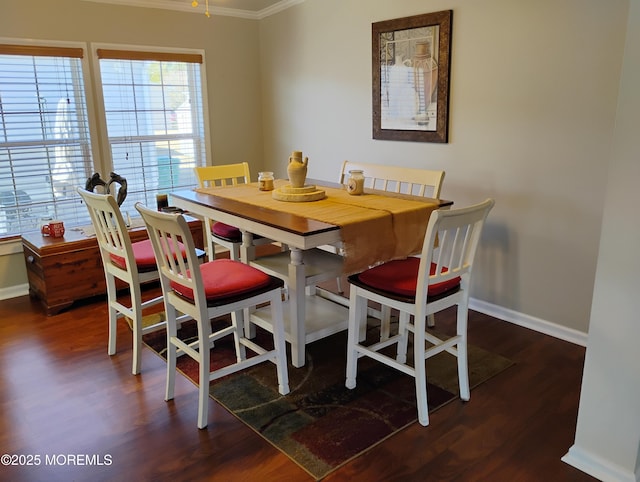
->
left=196, top=180, right=438, bottom=274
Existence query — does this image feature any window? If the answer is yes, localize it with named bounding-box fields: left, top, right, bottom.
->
left=0, top=41, right=210, bottom=238
left=0, top=43, right=94, bottom=236
left=95, top=48, right=207, bottom=216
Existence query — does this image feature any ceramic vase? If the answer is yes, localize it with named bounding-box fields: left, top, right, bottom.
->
left=287, top=150, right=308, bottom=188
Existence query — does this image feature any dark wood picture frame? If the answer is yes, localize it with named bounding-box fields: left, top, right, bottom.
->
left=372, top=10, right=452, bottom=143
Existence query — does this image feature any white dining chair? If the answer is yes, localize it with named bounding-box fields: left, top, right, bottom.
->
left=194, top=163, right=275, bottom=261
left=78, top=187, right=166, bottom=375
left=345, top=198, right=494, bottom=426
left=328, top=161, right=446, bottom=338
left=339, top=160, right=445, bottom=198
left=78, top=188, right=203, bottom=375
left=136, top=202, right=290, bottom=429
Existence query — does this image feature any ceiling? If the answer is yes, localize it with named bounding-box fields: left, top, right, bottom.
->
left=81, top=0, right=303, bottom=19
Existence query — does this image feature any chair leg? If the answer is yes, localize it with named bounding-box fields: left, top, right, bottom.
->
left=230, top=310, right=247, bottom=362
left=413, top=327, right=430, bottom=427
left=345, top=289, right=366, bottom=390
left=380, top=305, right=392, bottom=341
left=165, top=305, right=178, bottom=403
left=396, top=311, right=410, bottom=364
left=106, top=277, right=118, bottom=356
left=243, top=307, right=256, bottom=339
left=457, top=302, right=470, bottom=401
left=205, top=219, right=216, bottom=261
left=230, top=242, right=241, bottom=261
left=197, top=339, right=210, bottom=429
left=358, top=306, right=368, bottom=343
left=108, top=306, right=117, bottom=356
left=427, top=313, right=436, bottom=328
left=130, top=288, right=144, bottom=376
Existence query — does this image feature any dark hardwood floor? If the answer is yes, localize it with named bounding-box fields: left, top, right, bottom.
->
left=0, top=283, right=596, bottom=481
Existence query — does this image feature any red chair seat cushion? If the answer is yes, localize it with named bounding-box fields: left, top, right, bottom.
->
left=212, top=222, right=242, bottom=241
left=170, top=259, right=271, bottom=301
left=211, top=222, right=265, bottom=243
left=110, top=239, right=188, bottom=271
left=357, top=257, right=461, bottom=298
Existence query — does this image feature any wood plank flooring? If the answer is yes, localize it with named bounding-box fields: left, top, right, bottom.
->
left=0, top=284, right=596, bottom=481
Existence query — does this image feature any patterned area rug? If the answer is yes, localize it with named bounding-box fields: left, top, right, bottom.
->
left=142, top=316, right=513, bottom=480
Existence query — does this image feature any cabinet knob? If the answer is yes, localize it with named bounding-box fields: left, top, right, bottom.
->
left=27, top=255, right=34, bottom=263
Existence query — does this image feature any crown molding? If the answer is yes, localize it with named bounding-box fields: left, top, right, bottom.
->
left=80, top=0, right=304, bottom=20
left=255, top=0, right=304, bottom=19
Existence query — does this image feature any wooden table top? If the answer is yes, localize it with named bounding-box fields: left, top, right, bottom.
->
left=170, top=188, right=340, bottom=237
left=170, top=178, right=452, bottom=239
left=171, top=179, right=452, bottom=274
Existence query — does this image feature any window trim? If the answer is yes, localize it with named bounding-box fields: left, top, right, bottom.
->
left=0, top=44, right=84, bottom=59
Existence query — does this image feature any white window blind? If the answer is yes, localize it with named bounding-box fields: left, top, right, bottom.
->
left=96, top=49, right=206, bottom=215
left=0, top=44, right=93, bottom=236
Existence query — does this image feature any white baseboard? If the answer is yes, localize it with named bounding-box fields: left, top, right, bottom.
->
left=469, top=297, right=588, bottom=347
left=0, top=283, right=29, bottom=301
left=0, top=276, right=589, bottom=348
left=562, top=445, right=639, bottom=482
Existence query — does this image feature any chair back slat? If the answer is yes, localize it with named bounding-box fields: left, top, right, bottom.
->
left=97, top=211, right=126, bottom=256
left=77, top=188, right=137, bottom=275
left=417, top=199, right=495, bottom=304
left=136, top=203, right=203, bottom=305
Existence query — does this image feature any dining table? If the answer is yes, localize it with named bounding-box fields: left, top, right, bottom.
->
left=170, top=178, right=452, bottom=367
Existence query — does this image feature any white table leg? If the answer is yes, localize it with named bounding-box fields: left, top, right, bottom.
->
left=288, top=247, right=306, bottom=367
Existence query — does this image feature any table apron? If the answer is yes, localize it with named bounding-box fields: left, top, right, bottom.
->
left=171, top=195, right=341, bottom=250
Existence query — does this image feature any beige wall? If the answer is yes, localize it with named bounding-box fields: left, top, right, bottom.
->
left=258, top=0, right=630, bottom=333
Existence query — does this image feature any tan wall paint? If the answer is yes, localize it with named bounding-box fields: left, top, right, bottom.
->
left=258, top=0, right=630, bottom=332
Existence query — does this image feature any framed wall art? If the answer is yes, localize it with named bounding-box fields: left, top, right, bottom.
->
left=372, top=10, right=452, bottom=143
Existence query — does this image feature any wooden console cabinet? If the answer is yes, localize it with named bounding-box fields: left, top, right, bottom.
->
left=22, top=219, right=204, bottom=316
